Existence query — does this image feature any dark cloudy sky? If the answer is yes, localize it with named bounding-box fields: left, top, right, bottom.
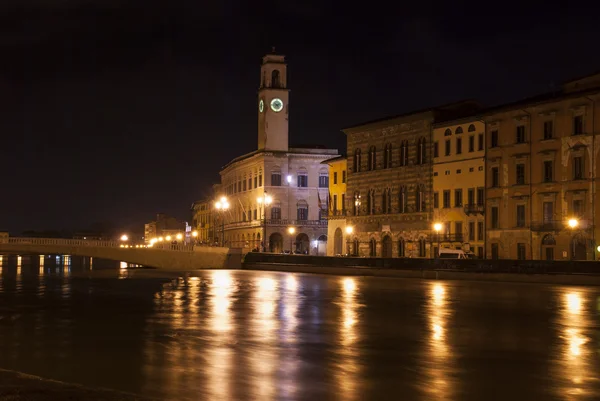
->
left=2, top=1, right=600, bottom=233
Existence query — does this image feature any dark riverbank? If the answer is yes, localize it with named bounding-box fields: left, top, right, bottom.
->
left=242, top=253, right=600, bottom=285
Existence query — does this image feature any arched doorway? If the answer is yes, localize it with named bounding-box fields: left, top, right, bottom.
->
left=269, top=233, right=283, bottom=253
left=382, top=235, right=392, bottom=258
left=571, top=233, right=587, bottom=260
left=541, top=234, right=555, bottom=260
left=296, top=233, right=309, bottom=254
left=398, top=238, right=405, bottom=257
left=334, top=228, right=343, bottom=255
left=352, top=238, right=359, bottom=256
left=369, top=238, right=377, bottom=257
left=317, top=234, right=327, bottom=256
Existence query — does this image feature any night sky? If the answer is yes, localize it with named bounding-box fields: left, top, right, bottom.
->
left=2, top=1, right=600, bottom=234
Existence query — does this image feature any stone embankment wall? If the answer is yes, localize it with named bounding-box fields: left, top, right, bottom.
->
left=0, top=243, right=242, bottom=270
left=243, top=253, right=600, bottom=285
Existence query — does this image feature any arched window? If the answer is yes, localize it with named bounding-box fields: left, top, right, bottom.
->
left=382, top=188, right=391, bottom=214
left=367, top=189, right=375, bottom=215
left=400, top=141, right=409, bottom=166
left=297, top=200, right=308, bottom=221
left=444, top=129, right=452, bottom=136
left=399, top=186, right=407, bottom=213
left=455, top=126, right=464, bottom=135
left=384, top=143, right=392, bottom=168
left=353, top=192, right=361, bottom=216
left=398, top=238, right=405, bottom=257
left=418, top=238, right=427, bottom=257
left=271, top=70, right=280, bottom=88
left=368, top=146, right=377, bottom=170
left=415, top=184, right=425, bottom=212
left=353, top=149, right=362, bottom=172
left=353, top=238, right=360, bottom=256
left=416, top=137, right=427, bottom=165
left=369, top=238, right=377, bottom=257
left=468, top=124, right=476, bottom=132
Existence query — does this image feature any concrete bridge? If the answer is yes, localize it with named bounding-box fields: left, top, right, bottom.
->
left=0, top=237, right=241, bottom=270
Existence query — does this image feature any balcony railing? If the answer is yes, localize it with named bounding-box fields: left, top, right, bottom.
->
left=464, top=204, right=485, bottom=215
left=266, top=219, right=327, bottom=227
left=322, top=210, right=347, bottom=219
left=432, top=233, right=464, bottom=243
left=530, top=221, right=565, bottom=232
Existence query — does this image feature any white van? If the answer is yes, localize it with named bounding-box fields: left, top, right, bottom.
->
left=438, top=248, right=475, bottom=259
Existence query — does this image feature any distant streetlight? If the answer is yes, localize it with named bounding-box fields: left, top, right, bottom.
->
left=345, top=226, right=353, bottom=235
left=120, top=234, right=128, bottom=242
left=191, top=231, right=198, bottom=238
left=215, top=196, right=230, bottom=247
left=433, top=222, right=443, bottom=258
left=258, top=193, right=273, bottom=252
left=165, top=235, right=172, bottom=241
left=567, top=218, right=579, bottom=260
left=176, top=233, right=183, bottom=241
left=288, top=226, right=296, bottom=253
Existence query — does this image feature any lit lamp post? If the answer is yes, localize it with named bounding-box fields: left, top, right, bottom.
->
left=568, top=218, right=579, bottom=260
left=433, top=222, right=443, bottom=259
left=214, top=196, right=230, bottom=247
left=191, top=230, right=198, bottom=245
left=257, top=193, right=273, bottom=252
left=288, top=226, right=296, bottom=253
left=120, top=234, right=128, bottom=242
left=176, top=233, right=183, bottom=242
left=345, top=226, right=354, bottom=255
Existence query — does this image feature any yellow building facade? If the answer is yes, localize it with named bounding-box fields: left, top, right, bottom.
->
left=322, top=156, right=348, bottom=255
left=191, top=199, right=214, bottom=244
left=432, top=119, right=485, bottom=258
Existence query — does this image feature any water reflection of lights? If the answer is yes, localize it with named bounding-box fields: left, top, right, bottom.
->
left=336, top=277, right=361, bottom=400
left=286, top=274, right=298, bottom=291
left=558, top=290, right=592, bottom=397
left=249, top=275, right=280, bottom=400
left=206, top=270, right=235, bottom=399
left=210, top=270, right=233, bottom=332
left=425, top=282, right=454, bottom=399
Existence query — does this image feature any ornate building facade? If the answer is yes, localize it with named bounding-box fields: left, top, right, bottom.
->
left=218, top=52, right=338, bottom=254
left=342, top=103, right=479, bottom=258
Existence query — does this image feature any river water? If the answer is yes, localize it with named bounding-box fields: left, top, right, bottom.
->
left=0, top=254, right=599, bottom=400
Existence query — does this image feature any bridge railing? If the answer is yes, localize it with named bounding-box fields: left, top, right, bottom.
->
left=6, top=237, right=197, bottom=252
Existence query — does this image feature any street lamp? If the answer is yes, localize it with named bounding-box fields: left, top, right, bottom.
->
left=215, top=196, right=230, bottom=247
left=567, top=218, right=579, bottom=260
left=433, top=222, right=443, bottom=258
left=120, top=234, right=128, bottom=242
left=288, top=226, right=296, bottom=253
left=345, top=226, right=354, bottom=255
left=176, top=233, right=183, bottom=241
left=257, top=193, right=273, bottom=252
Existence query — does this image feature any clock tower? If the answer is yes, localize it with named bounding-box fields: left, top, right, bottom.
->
left=257, top=51, right=289, bottom=151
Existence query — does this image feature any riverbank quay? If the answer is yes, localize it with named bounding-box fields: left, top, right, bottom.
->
left=242, top=253, right=600, bottom=285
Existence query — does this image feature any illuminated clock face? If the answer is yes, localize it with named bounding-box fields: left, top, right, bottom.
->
left=259, top=99, right=264, bottom=113
left=270, top=98, right=284, bottom=112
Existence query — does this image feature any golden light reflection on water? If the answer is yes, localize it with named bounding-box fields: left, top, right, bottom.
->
left=205, top=270, right=235, bottom=400
left=557, top=290, right=593, bottom=398
left=336, top=277, right=361, bottom=400
left=424, top=282, right=454, bottom=400
left=249, top=275, right=280, bottom=401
